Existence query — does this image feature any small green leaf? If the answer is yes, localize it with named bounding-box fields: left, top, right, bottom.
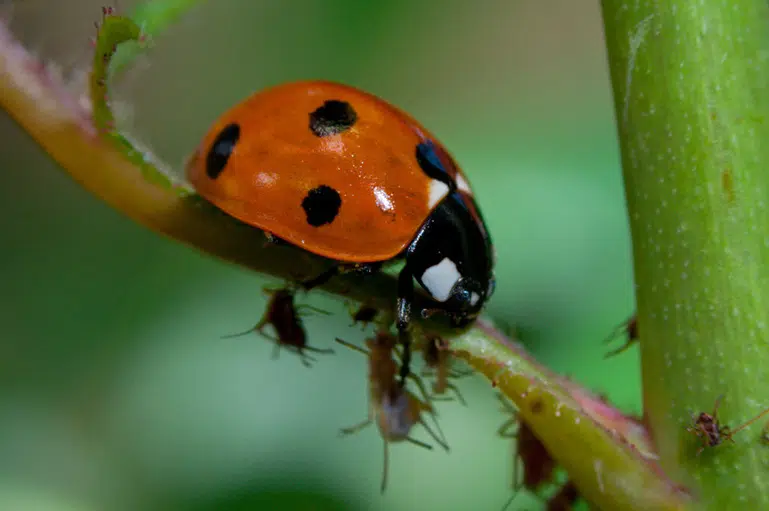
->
left=111, top=0, right=208, bottom=76
left=90, top=11, right=188, bottom=193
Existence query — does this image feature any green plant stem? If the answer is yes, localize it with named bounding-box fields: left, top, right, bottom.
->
left=601, top=1, right=769, bottom=507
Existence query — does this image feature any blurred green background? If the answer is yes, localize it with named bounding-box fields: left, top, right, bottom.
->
left=0, top=1, right=637, bottom=509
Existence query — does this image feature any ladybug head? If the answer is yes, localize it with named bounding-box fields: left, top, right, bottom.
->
left=407, top=191, right=496, bottom=328
left=417, top=259, right=495, bottom=327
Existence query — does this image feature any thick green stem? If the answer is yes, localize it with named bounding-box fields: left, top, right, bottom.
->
left=602, top=0, right=769, bottom=507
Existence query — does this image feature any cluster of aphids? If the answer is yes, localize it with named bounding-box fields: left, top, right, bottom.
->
left=227, top=286, right=581, bottom=507
left=603, top=314, right=769, bottom=458
left=231, top=290, right=769, bottom=507
left=225, top=286, right=474, bottom=493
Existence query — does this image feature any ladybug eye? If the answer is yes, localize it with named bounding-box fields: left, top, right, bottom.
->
left=206, top=123, right=240, bottom=179
left=309, top=100, right=357, bottom=137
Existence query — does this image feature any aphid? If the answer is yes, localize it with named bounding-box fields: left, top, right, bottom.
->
left=349, top=303, right=379, bottom=328
left=546, top=479, right=580, bottom=511
left=223, top=287, right=333, bottom=367
left=497, top=394, right=558, bottom=510
left=603, top=314, right=638, bottom=358
left=687, top=394, right=769, bottom=455
left=421, top=335, right=471, bottom=405
left=336, top=331, right=449, bottom=493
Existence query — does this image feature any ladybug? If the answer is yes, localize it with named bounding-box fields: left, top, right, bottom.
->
left=186, top=80, right=495, bottom=379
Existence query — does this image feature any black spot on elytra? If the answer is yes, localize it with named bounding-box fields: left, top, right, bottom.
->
left=309, top=100, right=357, bottom=137
left=416, top=141, right=456, bottom=189
left=206, top=123, right=240, bottom=179
left=302, top=185, right=342, bottom=227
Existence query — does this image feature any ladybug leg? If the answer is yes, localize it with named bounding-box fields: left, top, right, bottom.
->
left=396, top=267, right=415, bottom=385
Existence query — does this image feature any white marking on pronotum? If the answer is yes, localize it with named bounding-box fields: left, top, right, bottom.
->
left=456, top=174, right=472, bottom=195
left=421, top=257, right=461, bottom=302
left=428, top=179, right=450, bottom=209
left=470, top=292, right=480, bottom=307
left=373, top=186, right=394, bottom=213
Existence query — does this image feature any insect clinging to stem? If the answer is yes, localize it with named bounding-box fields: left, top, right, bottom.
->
left=335, top=331, right=449, bottom=493
left=687, top=393, right=769, bottom=456
left=222, top=287, right=334, bottom=367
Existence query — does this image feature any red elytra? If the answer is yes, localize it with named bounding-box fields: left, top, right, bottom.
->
left=186, top=80, right=483, bottom=262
